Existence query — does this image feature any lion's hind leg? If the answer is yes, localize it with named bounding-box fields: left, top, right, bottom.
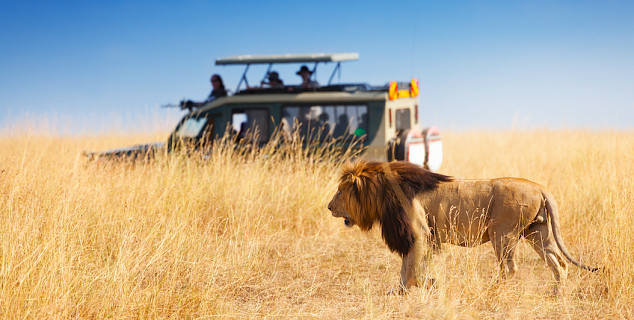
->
left=489, top=230, right=520, bottom=280
left=523, top=219, right=568, bottom=287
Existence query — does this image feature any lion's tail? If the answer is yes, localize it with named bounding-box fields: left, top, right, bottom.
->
left=542, top=190, right=600, bottom=272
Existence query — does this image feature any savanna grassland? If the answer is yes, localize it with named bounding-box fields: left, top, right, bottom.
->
left=1, top=128, right=633, bottom=319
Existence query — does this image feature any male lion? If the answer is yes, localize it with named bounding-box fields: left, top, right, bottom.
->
left=328, top=160, right=598, bottom=291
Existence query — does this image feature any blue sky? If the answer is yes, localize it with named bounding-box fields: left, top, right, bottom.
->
left=1, top=0, right=633, bottom=133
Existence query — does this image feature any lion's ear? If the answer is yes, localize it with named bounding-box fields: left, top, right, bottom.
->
left=347, top=173, right=358, bottom=185
left=349, top=174, right=361, bottom=194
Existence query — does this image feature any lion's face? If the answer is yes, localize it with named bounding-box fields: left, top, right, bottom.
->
left=328, top=189, right=356, bottom=228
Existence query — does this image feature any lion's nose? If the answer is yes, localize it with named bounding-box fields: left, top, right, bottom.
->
left=327, top=205, right=332, bottom=211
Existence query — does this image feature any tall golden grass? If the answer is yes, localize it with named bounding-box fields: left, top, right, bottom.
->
left=1, top=128, right=632, bottom=318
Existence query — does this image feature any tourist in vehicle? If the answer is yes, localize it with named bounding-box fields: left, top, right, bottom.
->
left=354, top=113, right=368, bottom=137
left=260, top=71, right=284, bottom=88
left=318, top=113, right=331, bottom=140
left=180, top=74, right=227, bottom=111
left=296, top=65, right=319, bottom=89
left=294, top=107, right=310, bottom=138
left=208, top=74, right=228, bottom=99
left=333, top=114, right=350, bottom=138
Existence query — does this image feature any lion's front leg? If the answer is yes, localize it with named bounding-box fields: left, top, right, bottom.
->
left=388, top=251, right=417, bottom=295
left=400, top=250, right=418, bottom=289
left=393, top=200, right=435, bottom=294
left=399, top=237, right=432, bottom=291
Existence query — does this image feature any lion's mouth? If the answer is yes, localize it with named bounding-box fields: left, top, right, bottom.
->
left=344, top=218, right=354, bottom=228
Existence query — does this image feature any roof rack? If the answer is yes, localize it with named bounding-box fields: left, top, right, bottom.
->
left=234, top=83, right=389, bottom=95
left=215, top=53, right=359, bottom=65
left=216, top=53, right=360, bottom=93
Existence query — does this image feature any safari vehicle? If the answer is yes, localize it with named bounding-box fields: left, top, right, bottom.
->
left=85, top=53, right=443, bottom=171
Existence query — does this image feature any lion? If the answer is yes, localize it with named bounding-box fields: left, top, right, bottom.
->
left=328, top=160, right=598, bottom=291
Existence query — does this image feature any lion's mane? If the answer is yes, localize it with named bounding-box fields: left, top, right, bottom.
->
left=339, top=160, right=452, bottom=256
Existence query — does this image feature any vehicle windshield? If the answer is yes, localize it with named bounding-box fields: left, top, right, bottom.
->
left=176, top=117, right=208, bottom=138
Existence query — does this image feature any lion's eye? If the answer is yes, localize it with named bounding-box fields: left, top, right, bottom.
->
left=337, top=191, right=341, bottom=196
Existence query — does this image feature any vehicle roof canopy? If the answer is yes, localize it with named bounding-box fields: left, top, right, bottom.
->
left=215, top=53, right=359, bottom=65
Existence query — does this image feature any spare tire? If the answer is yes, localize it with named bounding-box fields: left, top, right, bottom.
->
left=387, top=129, right=426, bottom=167
left=387, top=127, right=443, bottom=171
left=422, top=126, right=443, bottom=172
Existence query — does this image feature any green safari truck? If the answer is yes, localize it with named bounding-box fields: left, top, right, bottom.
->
left=86, top=53, right=443, bottom=171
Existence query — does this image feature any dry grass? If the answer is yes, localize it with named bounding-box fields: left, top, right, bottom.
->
left=1, top=128, right=633, bottom=319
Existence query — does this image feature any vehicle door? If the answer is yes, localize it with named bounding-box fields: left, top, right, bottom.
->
left=228, top=105, right=273, bottom=145
left=395, top=108, right=411, bottom=132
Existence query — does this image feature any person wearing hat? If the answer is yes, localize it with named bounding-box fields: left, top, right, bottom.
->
left=180, top=74, right=227, bottom=111
left=296, top=65, right=320, bottom=89
left=260, top=71, right=285, bottom=88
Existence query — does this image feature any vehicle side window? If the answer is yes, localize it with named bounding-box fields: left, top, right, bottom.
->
left=395, top=108, right=411, bottom=131
left=232, top=109, right=270, bottom=142
left=282, top=105, right=368, bottom=141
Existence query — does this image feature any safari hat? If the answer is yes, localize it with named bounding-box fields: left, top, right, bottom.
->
left=268, top=71, right=280, bottom=81
left=296, top=65, right=313, bottom=75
